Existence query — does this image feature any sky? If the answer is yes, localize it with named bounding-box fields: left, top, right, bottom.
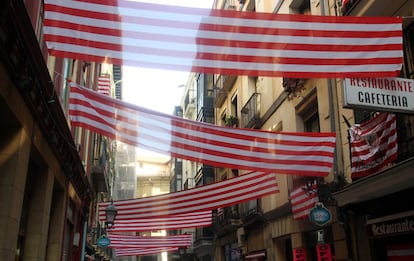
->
left=122, top=0, right=214, bottom=114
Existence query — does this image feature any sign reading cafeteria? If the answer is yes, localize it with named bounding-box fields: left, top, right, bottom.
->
left=342, top=77, right=414, bottom=113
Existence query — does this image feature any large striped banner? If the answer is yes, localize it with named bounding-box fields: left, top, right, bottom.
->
left=69, top=83, right=336, bottom=177
left=108, top=233, right=192, bottom=248
left=44, top=0, right=402, bottom=78
left=99, top=171, right=279, bottom=220
left=103, top=211, right=212, bottom=232
left=114, top=247, right=179, bottom=257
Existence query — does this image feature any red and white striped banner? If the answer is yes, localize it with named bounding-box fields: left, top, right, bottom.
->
left=387, top=243, right=414, bottom=261
left=69, top=83, right=336, bottom=176
left=349, top=113, right=398, bottom=178
left=97, top=74, right=111, bottom=96
left=99, top=171, right=279, bottom=220
left=109, top=234, right=191, bottom=257
left=114, top=247, right=179, bottom=257
left=44, top=0, right=402, bottom=78
left=102, top=211, right=212, bottom=232
left=108, top=233, right=192, bottom=248
left=290, top=181, right=318, bottom=220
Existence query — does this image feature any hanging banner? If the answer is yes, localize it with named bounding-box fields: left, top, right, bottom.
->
left=293, top=248, right=307, bottom=261
left=316, top=244, right=333, bottom=261
left=343, top=77, right=414, bottom=114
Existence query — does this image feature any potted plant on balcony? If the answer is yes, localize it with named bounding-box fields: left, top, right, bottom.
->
left=282, top=78, right=306, bottom=99
left=225, top=115, right=239, bottom=127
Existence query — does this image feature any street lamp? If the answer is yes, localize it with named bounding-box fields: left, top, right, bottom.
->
left=105, top=202, right=118, bottom=228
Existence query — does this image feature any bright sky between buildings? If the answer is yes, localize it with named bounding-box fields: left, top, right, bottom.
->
left=122, top=0, right=214, bottom=114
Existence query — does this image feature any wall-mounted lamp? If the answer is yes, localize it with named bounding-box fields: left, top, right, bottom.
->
left=105, top=202, right=118, bottom=228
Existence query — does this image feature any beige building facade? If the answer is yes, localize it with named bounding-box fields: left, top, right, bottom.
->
left=211, top=0, right=414, bottom=261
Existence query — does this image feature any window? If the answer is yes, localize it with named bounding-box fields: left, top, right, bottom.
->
left=296, top=89, right=319, bottom=133
left=290, top=0, right=311, bottom=14
left=291, top=89, right=319, bottom=188
left=304, top=105, right=320, bottom=133
left=403, top=21, right=414, bottom=78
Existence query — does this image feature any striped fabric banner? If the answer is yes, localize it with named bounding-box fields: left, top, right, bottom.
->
left=114, top=247, right=179, bottom=257
left=99, top=171, right=279, bottom=220
left=290, top=181, right=319, bottom=220
left=108, top=233, right=192, bottom=248
left=43, top=0, right=403, bottom=78
left=349, top=113, right=398, bottom=178
left=69, top=83, right=336, bottom=176
left=97, top=74, right=111, bottom=96
left=102, top=211, right=212, bottom=232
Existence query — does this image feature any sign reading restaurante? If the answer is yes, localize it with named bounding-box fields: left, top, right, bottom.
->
left=342, top=77, right=414, bottom=113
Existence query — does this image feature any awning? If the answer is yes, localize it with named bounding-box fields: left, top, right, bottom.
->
left=333, top=158, right=414, bottom=207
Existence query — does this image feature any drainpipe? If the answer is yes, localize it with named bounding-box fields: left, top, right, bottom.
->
left=80, top=218, right=88, bottom=261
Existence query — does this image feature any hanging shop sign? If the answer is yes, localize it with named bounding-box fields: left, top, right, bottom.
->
left=97, top=235, right=111, bottom=248
left=366, top=211, right=414, bottom=238
left=316, top=244, right=333, bottom=261
left=342, top=77, right=414, bottom=113
left=293, top=248, right=307, bottom=261
left=309, top=203, right=332, bottom=226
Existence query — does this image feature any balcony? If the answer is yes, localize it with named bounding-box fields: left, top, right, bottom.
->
left=194, top=165, right=214, bottom=186
left=91, top=156, right=110, bottom=193
left=214, top=74, right=237, bottom=108
left=193, top=226, right=214, bottom=254
left=241, top=200, right=265, bottom=227
left=212, top=206, right=242, bottom=236
left=241, top=93, right=260, bottom=128
left=184, top=97, right=196, bottom=118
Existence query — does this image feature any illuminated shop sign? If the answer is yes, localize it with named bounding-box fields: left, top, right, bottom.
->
left=316, top=244, right=333, bottom=261
left=293, top=248, right=307, bottom=261
left=342, top=77, right=414, bottom=113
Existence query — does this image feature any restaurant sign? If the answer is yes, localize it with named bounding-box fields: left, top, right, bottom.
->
left=342, top=77, right=414, bottom=113
left=366, top=212, right=414, bottom=238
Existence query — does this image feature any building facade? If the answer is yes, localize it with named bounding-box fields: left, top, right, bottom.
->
left=208, top=0, right=414, bottom=261
left=1, top=0, right=92, bottom=260
left=0, top=1, right=120, bottom=260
